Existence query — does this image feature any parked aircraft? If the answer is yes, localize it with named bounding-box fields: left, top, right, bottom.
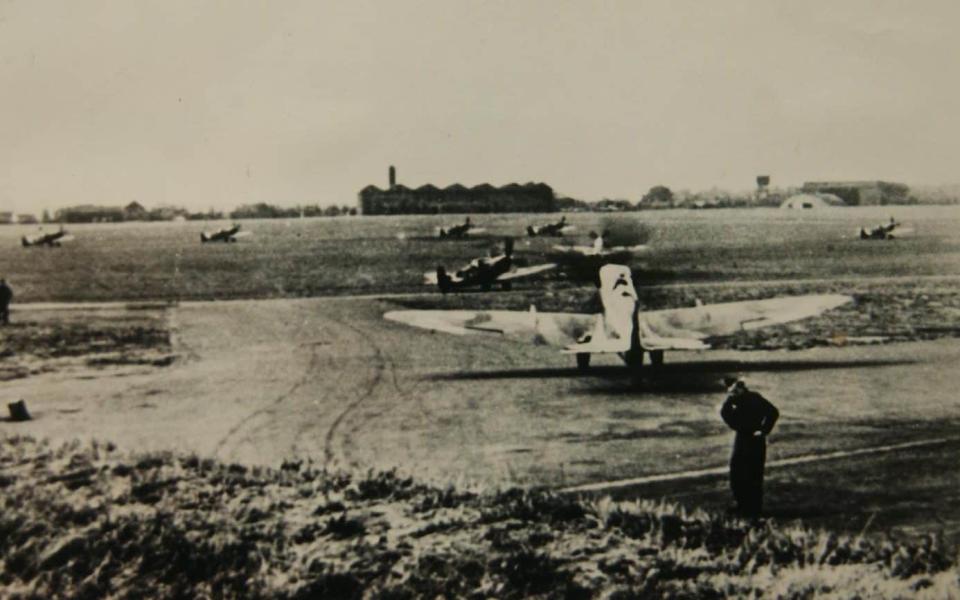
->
left=425, top=238, right=556, bottom=293
left=201, top=224, right=251, bottom=243
left=437, top=217, right=486, bottom=239
left=552, top=230, right=648, bottom=257
left=388, top=264, right=851, bottom=372
left=527, top=216, right=575, bottom=237
left=859, top=217, right=912, bottom=240
left=21, top=227, right=73, bottom=247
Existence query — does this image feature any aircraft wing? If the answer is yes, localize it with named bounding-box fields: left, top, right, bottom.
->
left=384, top=309, right=595, bottom=347
left=384, top=294, right=850, bottom=353
left=641, top=294, right=852, bottom=340
left=496, top=263, right=556, bottom=281
left=233, top=231, right=253, bottom=238
left=551, top=245, right=595, bottom=254
left=889, top=227, right=914, bottom=238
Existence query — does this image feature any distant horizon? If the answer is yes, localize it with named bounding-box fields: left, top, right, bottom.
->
left=4, top=177, right=959, bottom=217
left=8, top=175, right=960, bottom=215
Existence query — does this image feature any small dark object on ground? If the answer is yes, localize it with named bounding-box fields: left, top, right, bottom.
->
left=8, top=399, right=31, bottom=422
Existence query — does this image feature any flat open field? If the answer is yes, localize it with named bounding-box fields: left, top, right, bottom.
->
left=2, top=206, right=960, bottom=595
left=1, top=205, right=958, bottom=302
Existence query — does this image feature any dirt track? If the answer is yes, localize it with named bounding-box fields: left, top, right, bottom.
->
left=5, top=296, right=960, bottom=539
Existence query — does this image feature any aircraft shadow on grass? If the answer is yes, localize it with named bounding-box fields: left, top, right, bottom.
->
left=427, top=358, right=917, bottom=395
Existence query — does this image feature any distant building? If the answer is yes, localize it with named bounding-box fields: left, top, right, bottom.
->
left=756, top=175, right=771, bottom=201
left=0, top=212, right=13, bottom=225
left=147, top=205, right=190, bottom=221
left=56, top=205, right=125, bottom=223
left=801, top=181, right=909, bottom=206
left=17, top=214, right=38, bottom=224
left=358, top=167, right=556, bottom=215
left=780, top=193, right=846, bottom=209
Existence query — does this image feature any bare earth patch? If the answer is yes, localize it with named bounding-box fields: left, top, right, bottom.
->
left=0, top=310, right=174, bottom=382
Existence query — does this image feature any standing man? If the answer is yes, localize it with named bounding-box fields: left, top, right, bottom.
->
left=0, top=279, right=12, bottom=325
left=720, top=378, right=779, bottom=517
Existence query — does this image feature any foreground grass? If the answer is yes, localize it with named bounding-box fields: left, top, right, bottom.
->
left=0, top=436, right=956, bottom=598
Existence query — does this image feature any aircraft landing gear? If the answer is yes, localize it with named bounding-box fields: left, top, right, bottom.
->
left=649, top=350, right=664, bottom=367
left=576, top=353, right=591, bottom=371
left=624, top=349, right=644, bottom=387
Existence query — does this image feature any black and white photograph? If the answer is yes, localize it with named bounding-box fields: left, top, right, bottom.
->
left=1, top=1, right=959, bottom=597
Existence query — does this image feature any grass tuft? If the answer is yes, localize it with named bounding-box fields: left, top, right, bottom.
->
left=0, top=434, right=957, bottom=598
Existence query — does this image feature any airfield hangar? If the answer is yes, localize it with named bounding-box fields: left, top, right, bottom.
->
left=358, top=166, right=556, bottom=215
left=801, top=181, right=909, bottom=206
left=780, top=193, right=846, bottom=209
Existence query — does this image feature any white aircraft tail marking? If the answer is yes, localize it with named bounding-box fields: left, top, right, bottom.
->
left=597, top=264, right=638, bottom=344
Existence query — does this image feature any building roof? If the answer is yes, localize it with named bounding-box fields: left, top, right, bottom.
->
left=803, top=180, right=889, bottom=188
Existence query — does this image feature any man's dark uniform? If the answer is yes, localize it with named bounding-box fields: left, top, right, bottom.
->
left=0, top=279, right=12, bottom=325
left=720, top=381, right=779, bottom=516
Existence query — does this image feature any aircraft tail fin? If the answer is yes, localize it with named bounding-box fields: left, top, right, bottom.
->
left=598, top=264, right=638, bottom=338
left=527, top=226, right=536, bottom=237
left=504, top=237, right=514, bottom=257
left=200, top=232, right=209, bottom=243
left=21, top=237, right=29, bottom=247
left=560, top=264, right=639, bottom=353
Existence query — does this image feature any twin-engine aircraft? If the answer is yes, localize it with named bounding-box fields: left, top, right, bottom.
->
left=437, top=217, right=486, bottom=239
left=389, top=264, right=851, bottom=372
left=527, top=216, right=575, bottom=237
left=425, top=238, right=556, bottom=293
left=552, top=230, right=648, bottom=257
left=200, top=224, right=251, bottom=243
left=22, top=227, right=74, bottom=247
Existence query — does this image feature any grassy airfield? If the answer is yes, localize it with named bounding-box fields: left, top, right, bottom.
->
left=2, top=205, right=960, bottom=597
left=1, top=205, right=957, bottom=303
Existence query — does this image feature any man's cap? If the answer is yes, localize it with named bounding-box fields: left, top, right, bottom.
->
left=723, top=377, right=745, bottom=392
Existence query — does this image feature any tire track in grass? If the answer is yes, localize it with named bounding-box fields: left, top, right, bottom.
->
left=557, top=436, right=958, bottom=494
left=321, top=322, right=386, bottom=470
left=321, top=317, right=426, bottom=472
left=212, top=342, right=324, bottom=459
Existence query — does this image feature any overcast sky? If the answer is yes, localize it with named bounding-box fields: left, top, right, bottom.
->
left=2, top=1, right=959, bottom=213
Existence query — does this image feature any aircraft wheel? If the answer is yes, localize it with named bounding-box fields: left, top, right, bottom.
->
left=625, top=348, right=644, bottom=369
left=576, top=353, right=591, bottom=371
left=650, top=350, right=664, bottom=367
